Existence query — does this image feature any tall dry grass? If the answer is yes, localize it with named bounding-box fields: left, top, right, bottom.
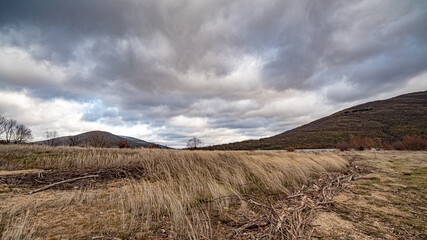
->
left=0, top=145, right=348, bottom=239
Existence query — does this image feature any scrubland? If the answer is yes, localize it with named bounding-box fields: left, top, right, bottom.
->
left=0, top=145, right=425, bottom=239
left=0, top=145, right=348, bottom=239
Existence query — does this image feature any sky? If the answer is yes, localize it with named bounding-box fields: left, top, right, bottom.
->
left=0, top=0, right=426, bottom=148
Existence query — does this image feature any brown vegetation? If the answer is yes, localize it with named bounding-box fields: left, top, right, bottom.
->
left=1, top=146, right=425, bottom=239
left=349, top=135, right=382, bottom=150
left=0, top=145, right=348, bottom=239
left=382, top=142, right=394, bottom=150
left=285, top=146, right=295, bottom=152
left=336, top=134, right=426, bottom=151
left=118, top=139, right=130, bottom=148
left=336, top=141, right=349, bottom=151
left=392, top=135, right=427, bottom=150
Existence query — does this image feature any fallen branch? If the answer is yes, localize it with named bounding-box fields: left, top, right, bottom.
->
left=287, top=193, right=304, bottom=199
left=27, top=175, right=99, bottom=194
left=220, top=161, right=374, bottom=239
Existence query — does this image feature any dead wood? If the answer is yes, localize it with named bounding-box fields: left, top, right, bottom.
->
left=221, top=161, right=375, bottom=239
left=0, top=165, right=146, bottom=190
left=27, top=175, right=99, bottom=194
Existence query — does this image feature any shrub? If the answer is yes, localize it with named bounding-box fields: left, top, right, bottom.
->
left=349, top=136, right=382, bottom=150
left=393, top=135, right=427, bottom=150
left=372, top=137, right=382, bottom=149
left=146, top=143, right=161, bottom=148
left=336, top=141, right=349, bottom=151
left=402, top=135, right=427, bottom=150
left=285, top=146, right=295, bottom=152
left=382, top=142, right=394, bottom=150
left=118, top=140, right=130, bottom=148
left=392, top=141, right=404, bottom=150
left=349, top=136, right=366, bottom=150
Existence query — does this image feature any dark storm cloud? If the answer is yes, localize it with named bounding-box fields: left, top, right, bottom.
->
left=0, top=0, right=426, bottom=147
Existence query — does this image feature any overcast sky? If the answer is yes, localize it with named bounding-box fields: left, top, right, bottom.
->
left=0, top=0, right=426, bottom=148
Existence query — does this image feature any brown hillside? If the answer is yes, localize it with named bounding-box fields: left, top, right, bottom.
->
left=34, top=130, right=167, bottom=148
left=210, top=91, right=427, bottom=150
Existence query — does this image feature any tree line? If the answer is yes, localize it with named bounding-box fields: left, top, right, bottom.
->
left=0, top=115, right=32, bottom=144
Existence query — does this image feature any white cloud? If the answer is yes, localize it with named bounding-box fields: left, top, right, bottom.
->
left=0, top=90, right=154, bottom=142
left=0, top=47, right=66, bottom=85
left=168, top=115, right=209, bottom=129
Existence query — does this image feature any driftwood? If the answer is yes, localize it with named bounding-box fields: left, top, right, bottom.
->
left=27, top=175, right=99, bottom=194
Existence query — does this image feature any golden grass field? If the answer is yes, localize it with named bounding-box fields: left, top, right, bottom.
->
left=0, top=145, right=425, bottom=239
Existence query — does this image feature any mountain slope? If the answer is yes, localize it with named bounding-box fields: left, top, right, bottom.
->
left=36, top=131, right=167, bottom=148
left=210, top=91, right=427, bottom=150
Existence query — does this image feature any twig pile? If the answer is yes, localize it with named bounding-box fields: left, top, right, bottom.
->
left=225, top=162, right=373, bottom=239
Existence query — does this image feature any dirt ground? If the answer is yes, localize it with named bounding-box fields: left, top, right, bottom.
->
left=0, top=165, right=145, bottom=190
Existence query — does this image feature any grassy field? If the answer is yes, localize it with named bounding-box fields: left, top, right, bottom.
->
left=0, top=145, right=347, bottom=239
left=0, top=146, right=425, bottom=239
left=312, top=151, right=427, bottom=239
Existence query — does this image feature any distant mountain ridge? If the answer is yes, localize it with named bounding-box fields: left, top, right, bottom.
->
left=35, top=130, right=167, bottom=148
left=208, top=91, right=427, bottom=150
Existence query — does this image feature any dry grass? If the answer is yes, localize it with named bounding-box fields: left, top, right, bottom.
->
left=312, top=151, right=427, bottom=240
left=0, top=145, right=348, bottom=239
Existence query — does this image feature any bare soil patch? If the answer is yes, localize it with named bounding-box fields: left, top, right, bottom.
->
left=0, top=165, right=145, bottom=190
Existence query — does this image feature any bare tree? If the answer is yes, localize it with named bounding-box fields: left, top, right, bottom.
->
left=44, top=130, right=58, bottom=146
left=0, top=116, right=6, bottom=139
left=88, top=132, right=108, bottom=148
left=4, top=119, right=17, bottom=143
left=187, top=137, right=202, bottom=149
left=68, top=135, right=78, bottom=146
left=14, top=124, right=32, bottom=143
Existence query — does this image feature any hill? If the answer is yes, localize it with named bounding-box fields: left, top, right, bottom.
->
left=35, top=130, right=167, bottom=148
left=209, top=91, right=427, bottom=150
